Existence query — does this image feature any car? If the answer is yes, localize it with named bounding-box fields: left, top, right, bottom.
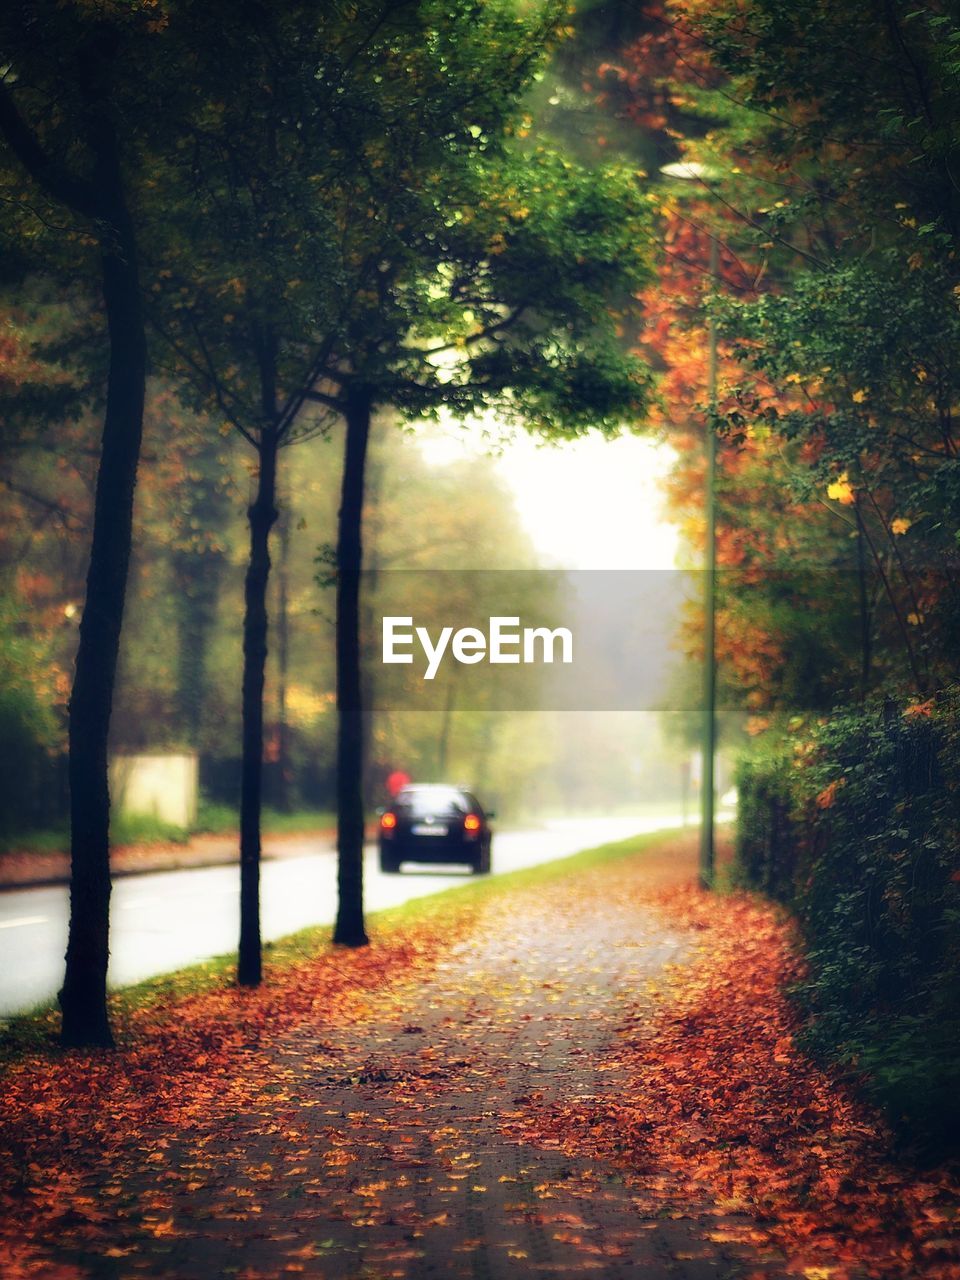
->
left=378, top=784, right=494, bottom=875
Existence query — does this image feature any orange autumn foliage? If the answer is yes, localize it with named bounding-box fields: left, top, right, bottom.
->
left=518, top=884, right=960, bottom=1280
left=0, top=907, right=480, bottom=1278
left=1, top=842, right=958, bottom=1278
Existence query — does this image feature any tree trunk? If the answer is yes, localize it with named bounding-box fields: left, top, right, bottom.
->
left=358, top=414, right=386, bottom=793
left=172, top=439, right=231, bottom=746
left=237, top=428, right=279, bottom=986
left=437, top=675, right=456, bottom=775
left=0, top=43, right=147, bottom=1048
left=275, top=497, right=292, bottom=811
left=173, top=547, right=223, bottom=745
left=334, top=387, right=372, bottom=947
left=60, top=202, right=146, bottom=1048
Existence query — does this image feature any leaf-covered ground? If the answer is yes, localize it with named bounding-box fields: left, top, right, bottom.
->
left=1, top=833, right=957, bottom=1278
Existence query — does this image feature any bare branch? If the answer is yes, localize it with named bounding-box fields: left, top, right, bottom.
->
left=0, top=474, right=86, bottom=531
left=417, top=303, right=529, bottom=360
left=0, top=83, right=100, bottom=219
left=302, top=387, right=344, bottom=411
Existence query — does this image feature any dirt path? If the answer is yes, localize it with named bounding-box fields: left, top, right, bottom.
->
left=34, top=836, right=800, bottom=1280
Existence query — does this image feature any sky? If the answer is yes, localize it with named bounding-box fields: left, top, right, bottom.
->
left=417, top=420, right=681, bottom=572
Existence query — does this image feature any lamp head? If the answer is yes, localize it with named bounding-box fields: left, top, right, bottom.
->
left=659, top=160, right=716, bottom=182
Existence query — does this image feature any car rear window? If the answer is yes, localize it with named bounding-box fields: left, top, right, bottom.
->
left=398, top=788, right=467, bottom=816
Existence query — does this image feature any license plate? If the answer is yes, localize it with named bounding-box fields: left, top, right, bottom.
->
left=411, top=823, right=447, bottom=836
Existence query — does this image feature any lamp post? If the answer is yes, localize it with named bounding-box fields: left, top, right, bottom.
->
left=660, top=161, right=719, bottom=888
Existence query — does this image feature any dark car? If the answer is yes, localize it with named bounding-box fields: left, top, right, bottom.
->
left=378, top=784, right=493, bottom=875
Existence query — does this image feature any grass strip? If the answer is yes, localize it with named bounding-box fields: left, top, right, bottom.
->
left=0, top=807, right=340, bottom=856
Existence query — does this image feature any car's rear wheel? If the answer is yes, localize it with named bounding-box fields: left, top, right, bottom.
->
left=380, top=850, right=401, bottom=874
left=473, top=843, right=491, bottom=875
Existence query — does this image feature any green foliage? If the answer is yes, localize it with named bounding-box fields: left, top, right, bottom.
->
left=191, top=798, right=238, bottom=835
left=699, top=0, right=960, bottom=247
left=680, top=0, right=960, bottom=703
left=4, top=803, right=337, bottom=854
left=0, top=605, right=58, bottom=837
left=147, top=2, right=654, bottom=434
left=260, top=807, right=336, bottom=835
left=716, top=259, right=960, bottom=696
left=1, top=813, right=194, bottom=853
left=733, top=744, right=798, bottom=898
left=0, top=824, right=67, bottom=856
left=110, top=812, right=190, bottom=846
left=353, top=147, right=655, bottom=433
left=193, top=801, right=337, bottom=836
left=148, top=1, right=574, bottom=432
left=736, top=696, right=960, bottom=1151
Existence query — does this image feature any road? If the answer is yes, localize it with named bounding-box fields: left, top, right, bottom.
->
left=0, top=815, right=700, bottom=1017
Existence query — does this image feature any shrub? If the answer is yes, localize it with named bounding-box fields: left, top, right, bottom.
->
left=0, top=606, right=61, bottom=837
left=735, top=694, right=960, bottom=1153
left=735, top=745, right=800, bottom=901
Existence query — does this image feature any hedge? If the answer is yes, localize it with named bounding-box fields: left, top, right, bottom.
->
left=735, top=692, right=960, bottom=1153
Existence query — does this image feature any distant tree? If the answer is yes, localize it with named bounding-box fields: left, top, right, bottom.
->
left=317, top=413, right=563, bottom=807
left=159, top=418, right=236, bottom=750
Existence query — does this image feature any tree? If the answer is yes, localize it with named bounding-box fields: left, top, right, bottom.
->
left=314, top=415, right=570, bottom=813
left=582, top=0, right=960, bottom=732
left=161, top=410, right=236, bottom=750
left=0, top=3, right=164, bottom=1046
left=306, top=143, right=655, bottom=943
left=674, top=0, right=960, bottom=705
left=147, top=0, right=568, bottom=980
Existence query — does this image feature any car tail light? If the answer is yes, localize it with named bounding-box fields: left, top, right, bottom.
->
left=381, top=812, right=397, bottom=830
left=464, top=813, right=481, bottom=832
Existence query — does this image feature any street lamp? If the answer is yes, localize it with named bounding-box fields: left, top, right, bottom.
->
left=660, top=160, right=720, bottom=888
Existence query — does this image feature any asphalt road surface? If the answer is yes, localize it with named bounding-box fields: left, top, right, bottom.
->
left=0, top=815, right=694, bottom=1017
